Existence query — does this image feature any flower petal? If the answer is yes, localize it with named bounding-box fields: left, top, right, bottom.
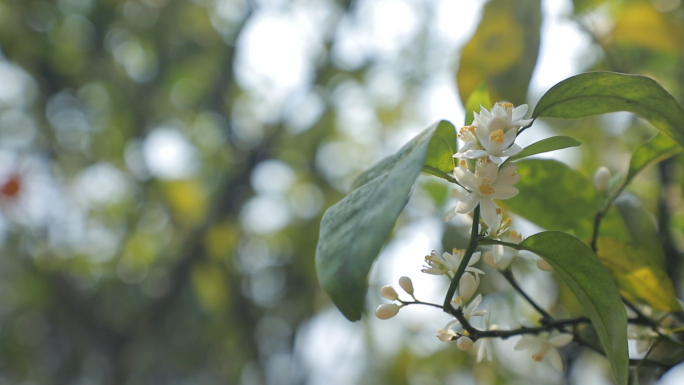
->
left=501, top=143, right=523, bottom=157
left=470, top=251, right=481, bottom=265
left=479, top=198, right=500, bottom=229
left=512, top=104, right=528, bottom=121
left=548, top=333, right=573, bottom=347
left=493, top=244, right=505, bottom=262
left=467, top=267, right=486, bottom=275
left=489, top=155, right=503, bottom=164
left=546, top=347, right=564, bottom=371
left=455, top=149, right=488, bottom=159
left=455, top=193, right=480, bottom=214
left=502, top=128, right=518, bottom=148
left=454, top=167, right=479, bottom=190
left=514, top=336, right=538, bottom=350
left=490, top=185, right=519, bottom=200
left=477, top=341, right=486, bottom=362
left=475, top=125, right=490, bottom=149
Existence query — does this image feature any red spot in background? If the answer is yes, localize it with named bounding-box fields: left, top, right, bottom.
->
left=1, top=175, right=21, bottom=198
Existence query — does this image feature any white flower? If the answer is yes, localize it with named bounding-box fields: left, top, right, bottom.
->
left=477, top=304, right=496, bottom=362
left=628, top=325, right=657, bottom=354
left=458, top=125, right=482, bottom=153
left=437, top=319, right=461, bottom=342
left=452, top=293, right=487, bottom=321
left=421, top=249, right=484, bottom=278
left=474, top=102, right=532, bottom=133
left=514, top=333, right=573, bottom=370
left=445, top=186, right=469, bottom=222
left=454, top=158, right=520, bottom=230
left=455, top=103, right=531, bottom=163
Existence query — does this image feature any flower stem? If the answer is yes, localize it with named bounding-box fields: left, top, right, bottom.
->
left=500, top=267, right=554, bottom=322
left=474, top=317, right=587, bottom=340
left=443, top=205, right=480, bottom=310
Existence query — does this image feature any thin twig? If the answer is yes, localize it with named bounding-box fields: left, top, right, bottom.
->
left=500, top=268, right=554, bottom=322
left=443, top=206, right=481, bottom=309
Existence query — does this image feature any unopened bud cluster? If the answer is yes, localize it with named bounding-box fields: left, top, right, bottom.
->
left=374, top=276, right=415, bottom=320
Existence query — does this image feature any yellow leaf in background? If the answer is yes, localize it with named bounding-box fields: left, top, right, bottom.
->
left=456, top=0, right=541, bottom=106
left=612, top=3, right=681, bottom=52
left=596, top=237, right=681, bottom=312
left=162, top=179, right=207, bottom=227
left=191, top=263, right=230, bottom=313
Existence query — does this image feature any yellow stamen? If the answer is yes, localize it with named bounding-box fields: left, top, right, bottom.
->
left=497, top=102, right=514, bottom=110
left=479, top=184, right=494, bottom=196
left=490, top=129, right=504, bottom=144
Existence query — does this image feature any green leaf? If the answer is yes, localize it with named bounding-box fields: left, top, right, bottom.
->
left=423, top=121, right=457, bottom=180
left=456, top=0, right=541, bottom=106
left=423, top=135, right=455, bottom=180
left=533, top=72, right=684, bottom=148
left=435, top=118, right=457, bottom=152
left=464, top=82, right=492, bottom=126
left=504, top=232, right=628, bottom=385
left=504, top=136, right=581, bottom=163
left=628, top=133, right=683, bottom=182
left=615, top=199, right=665, bottom=266
left=596, top=237, right=680, bottom=312
left=498, top=159, right=628, bottom=239
left=316, top=122, right=439, bottom=321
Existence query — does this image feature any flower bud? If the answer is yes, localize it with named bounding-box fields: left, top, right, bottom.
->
left=375, top=303, right=400, bottom=320
left=594, top=166, right=611, bottom=192
left=459, top=273, right=478, bottom=303
left=398, top=276, right=414, bottom=295
left=483, top=252, right=497, bottom=269
left=380, top=285, right=399, bottom=301
left=537, top=258, right=553, bottom=272
left=457, top=336, right=473, bottom=350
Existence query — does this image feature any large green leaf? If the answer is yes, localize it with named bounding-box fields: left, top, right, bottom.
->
left=489, top=232, right=628, bottom=385
left=456, top=0, right=541, bottom=106
left=504, top=136, right=581, bottom=164
left=532, top=72, right=684, bottom=148
left=423, top=121, right=457, bottom=180
left=596, top=237, right=680, bottom=312
left=316, top=122, right=439, bottom=321
left=627, top=133, right=683, bottom=181
left=499, top=159, right=627, bottom=239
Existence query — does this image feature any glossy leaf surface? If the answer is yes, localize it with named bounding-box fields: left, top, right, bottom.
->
left=533, top=72, right=684, bottom=148
left=499, top=159, right=627, bottom=239
left=596, top=237, right=680, bottom=312
left=505, top=232, right=628, bottom=385
left=504, top=136, right=581, bottom=164
left=316, top=123, right=438, bottom=321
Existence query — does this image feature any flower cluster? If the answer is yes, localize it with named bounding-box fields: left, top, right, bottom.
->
left=375, top=103, right=580, bottom=372
left=374, top=276, right=415, bottom=320
left=449, top=102, right=527, bottom=230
